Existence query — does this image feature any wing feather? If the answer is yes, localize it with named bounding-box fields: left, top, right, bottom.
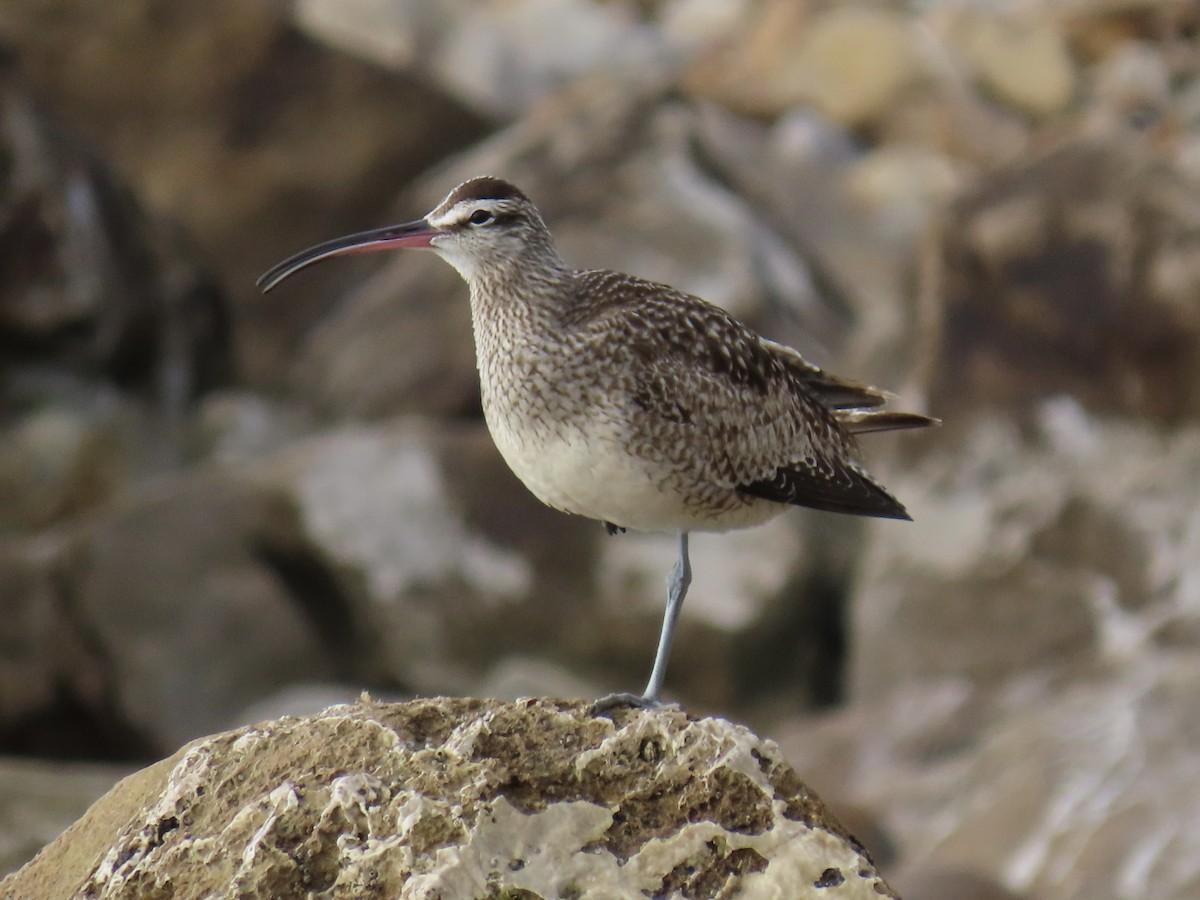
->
left=568, top=270, right=933, bottom=518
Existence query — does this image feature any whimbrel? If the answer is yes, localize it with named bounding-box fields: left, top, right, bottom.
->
left=259, top=176, right=936, bottom=708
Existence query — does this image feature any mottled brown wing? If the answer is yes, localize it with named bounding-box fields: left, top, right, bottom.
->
left=570, top=270, right=913, bottom=519
left=761, top=338, right=888, bottom=410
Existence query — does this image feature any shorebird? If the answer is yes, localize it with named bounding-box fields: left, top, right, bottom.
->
left=259, top=176, right=936, bottom=708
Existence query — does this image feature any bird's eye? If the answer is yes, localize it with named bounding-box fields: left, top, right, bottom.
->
left=468, top=209, right=494, bottom=226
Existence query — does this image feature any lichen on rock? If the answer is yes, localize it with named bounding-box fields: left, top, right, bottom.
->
left=2, top=698, right=895, bottom=899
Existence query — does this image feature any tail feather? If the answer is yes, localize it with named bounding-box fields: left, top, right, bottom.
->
left=837, top=409, right=941, bottom=435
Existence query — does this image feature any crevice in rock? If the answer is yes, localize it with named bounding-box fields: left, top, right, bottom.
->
left=3, top=566, right=158, bottom=761
left=252, top=539, right=376, bottom=683
left=734, top=565, right=849, bottom=712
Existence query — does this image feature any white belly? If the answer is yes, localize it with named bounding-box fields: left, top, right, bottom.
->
left=484, top=408, right=782, bottom=534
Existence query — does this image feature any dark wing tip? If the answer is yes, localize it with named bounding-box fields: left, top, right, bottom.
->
left=740, top=463, right=914, bottom=520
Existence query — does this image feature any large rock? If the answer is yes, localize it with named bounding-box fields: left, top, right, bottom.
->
left=955, top=11, right=1078, bottom=118
left=934, top=128, right=1200, bottom=423
left=853, top=401, right=1200, bottom=699
left=0, top=469, right=349, bottom=758
left=1, top=699, right=898, bottom=899
left=0, top=757, right=131, bottom=880
left=296, top=0, right=669, bottom=118
left=0, top=0, right=487, bottom=386
left=686, top=4, right=927, bottom=126
left=0, top=72, right=228, bottom=412
left=770, top=403, right=1200, bottom=899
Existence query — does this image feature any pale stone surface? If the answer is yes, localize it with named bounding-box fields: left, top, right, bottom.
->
left=853, top=404, right=1200, bottom=698
left=297, top=0, right=670, bottom=117
left=0, top=757, right=131, bottom=881
left=772, top=404, right=1200, bottom=900
left=684, top=4, right=927, bottom=124
left=957, top=13, right=1077, bottom=117
left=0, top=0, right=486, bottom=386
left=1, top=699, right=897, bottom=899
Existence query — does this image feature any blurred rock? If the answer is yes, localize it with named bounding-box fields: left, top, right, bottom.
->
left=298, top=0, right=670, bottom=118
left=956, top=12, right=1077, bottom=118
left=59, top=470, right=349, bottom=753
left=853, top=404, right=1200, bottom=698
left=771, top=405, right=1200, bottom=899
left=0, top=544, right=75, bottom=741
left=0, top=534, right=156, bottom=761
left=0, top=756, right=130, bottom=880
left=252, top=420, right=594, bottom=695
left=0, top=0, right=488, bottom=386
left=687, top=4, right=927, bottom=126
left=0, top=71, right=229, bottom=411
left=783, top=655, right=1200, bottom=900
left=893, top=866, right=1032, bottom=900
left=191, top=390, right=313, bottom=465
left=225, top=682, right=377, bottom=731
left=934, top=133, right=1200, bottom=422
left=475, top=655, right=604, bottom=701
left=1, top=699, right=898, bottom=898
left=0, top=407, right=122, bottom=532
left=290, top=250, right=481, bottom=419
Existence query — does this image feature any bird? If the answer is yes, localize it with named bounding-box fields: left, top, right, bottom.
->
left=258, top=176, right=937, bottom=709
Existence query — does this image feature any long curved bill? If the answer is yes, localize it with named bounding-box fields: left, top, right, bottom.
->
left=256, top=218, right=443, bottom=292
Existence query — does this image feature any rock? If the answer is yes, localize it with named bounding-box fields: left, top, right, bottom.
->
left=934, top=134, right=1200, bottom=422
left=59, top=470, right=346, bottom=753
left=846, top=146, right=964, bottom=242
left=475, top=655, right=604, bottom=702
left=852, top=405, right=1200, bottom=699
left=224, top=683, right=379, bottom=731
left=0, top=71, right=229, bottom=412
left=956, top=12, right=1078, bottom=118
left=781, top=655, right=1200, bottom=900
left=767, top=405, right=1200, bottom=899
left=0, top=407, right=122, bottom=532
left=289, top=250, right=481, bottom=419
left=1, top=699, right=899, bottom=899
left=892, top=866, right=1031, bottom=900
left=297, top=0, right=670, bottom=118
left=0, top=756, right=130, bottom=880
left=0, top=0, right=487, bottom=386
left=687, top=4, right=926, bottom=126
left=0, top=545, right=78, bottom=747
left=252, top=420, right=598, bottom=696
left=191, top=390, right=313, bottom=465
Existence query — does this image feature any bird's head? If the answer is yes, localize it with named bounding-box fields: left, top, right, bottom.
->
left=257, top=176, right=559, bottom=292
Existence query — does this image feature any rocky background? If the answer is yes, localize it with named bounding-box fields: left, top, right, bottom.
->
left=1, top=0, right=1198, bottom=897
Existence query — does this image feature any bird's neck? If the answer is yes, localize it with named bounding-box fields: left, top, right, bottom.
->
left=463, top=254, right=576, bottom=406
left=464, top=252, right=573, bottom=339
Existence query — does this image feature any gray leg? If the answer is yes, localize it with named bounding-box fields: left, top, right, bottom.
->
left=640, top=532, right=691, bottom=704
left=593, top=533, right=691, bottom=711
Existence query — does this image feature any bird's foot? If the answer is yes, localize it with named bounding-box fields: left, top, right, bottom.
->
left=590, top=692, right=673, bottom=715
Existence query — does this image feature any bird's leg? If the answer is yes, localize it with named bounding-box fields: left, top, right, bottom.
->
left=642, top=532, right=691, bottom=702
left=593, top=533, right=691, bottom=712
